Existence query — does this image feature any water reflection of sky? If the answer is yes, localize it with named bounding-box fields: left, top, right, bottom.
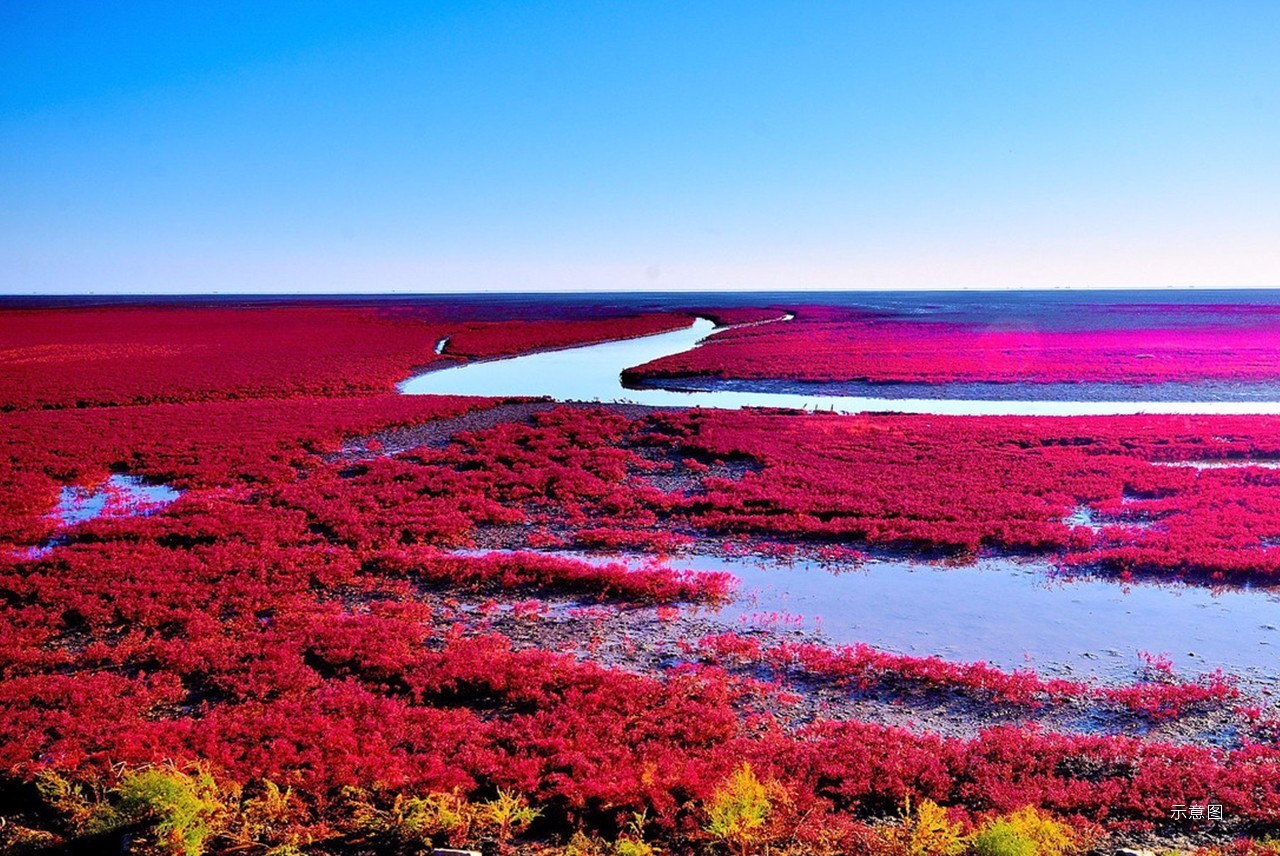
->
left=517, top=549, right=1280, bottom=686
left=22, top=475, right=181, bottom=560
left=697, top=553, right=1280, bottom=685
left=55, top=474, right=181, bottom=526
left=402, top=316, right=1280, bottom=415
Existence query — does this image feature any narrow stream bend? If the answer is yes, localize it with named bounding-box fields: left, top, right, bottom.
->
left=401, top=316, right=1280, bottom=416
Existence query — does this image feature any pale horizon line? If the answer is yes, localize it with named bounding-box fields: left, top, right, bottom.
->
left=8, top=284, right=1280, bottom=297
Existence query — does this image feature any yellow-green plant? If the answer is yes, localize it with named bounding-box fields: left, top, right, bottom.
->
left=368, top=789, right=478, bottom=847
left=242, top=780, right=293, bottom=826
left=477, top=789, right=540, bottom=854
left=613, top=838, right=656, bottom=856
left=230, top=780, right=309, bottom=852
left=107, top=764, right=229, bottom=856
left=613, top=809, right=655, bottom=856
left=561, top=828, right=657, bottom=856
left=564, top=830, right=605, bottom=856
left=881, top=797, right=966, bottom=856
left=34, top=769, right=100, bottom=833
left=969, top=806, right=1079, bottom=856
left=705, top=763, right=773, bottom=856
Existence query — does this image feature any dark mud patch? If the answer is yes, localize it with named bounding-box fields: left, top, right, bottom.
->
left=337, top=400, right=559, bottom=457
left=337, top=400, right=687, bottom=459
left=627, top=443, right=763, bottom=496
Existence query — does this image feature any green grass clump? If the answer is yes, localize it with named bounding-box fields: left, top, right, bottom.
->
left=706, top=763, right=774, bottom=856
left=106, top=764, right=228, bottom=856
left=969, top=806, right=1079, bottom=856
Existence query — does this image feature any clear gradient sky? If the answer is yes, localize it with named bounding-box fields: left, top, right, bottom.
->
left=2, top=2, right=1278, bottom=294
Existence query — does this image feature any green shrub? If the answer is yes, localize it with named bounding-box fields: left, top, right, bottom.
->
left=394, top=791, right=474, bottom=844
left=613, top=837, right=656, bottom=856
left=477, top=789, right=540, bottom=854
left=232, top=780, right=302, bottom=847
left=109, top=765, right=228, bottom=856
left=971, top=824, right=1037, bottom=856
left=970, top=807, right=1078, bottom=856
left=564, top=830, right=604, bottom=855
left=706, top=763, right=773, bottom=856
left=349, top=788, right=479, bottom=848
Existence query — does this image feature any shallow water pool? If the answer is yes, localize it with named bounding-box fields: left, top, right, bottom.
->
left=525, top=549, right=1280, bottom=685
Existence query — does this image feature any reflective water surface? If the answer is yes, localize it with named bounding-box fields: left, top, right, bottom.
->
left=535, top=550, right=1280, bottom=685
left=402, top=317, right=1280, bottom=416
left=55, top=474, right=181, bottom=526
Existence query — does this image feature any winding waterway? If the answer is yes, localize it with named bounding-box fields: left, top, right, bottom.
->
left=401, top=316, right=1280, bottom=415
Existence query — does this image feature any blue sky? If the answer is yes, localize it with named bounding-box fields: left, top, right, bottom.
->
left=2, top=2, right=1278, bottom=293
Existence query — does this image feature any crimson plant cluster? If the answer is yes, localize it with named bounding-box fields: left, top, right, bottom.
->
left=629, top=303, right=1280, bottom=385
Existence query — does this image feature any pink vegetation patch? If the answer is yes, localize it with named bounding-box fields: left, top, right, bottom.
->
left=631, top=304, right=1280, bottom=385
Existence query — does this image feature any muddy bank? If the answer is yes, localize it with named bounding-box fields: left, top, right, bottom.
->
left=406, top=582, right=1252, bottom=752
left=338, top=400, right=681, bottom=458
left=638, top=374, right=1280, bottom=403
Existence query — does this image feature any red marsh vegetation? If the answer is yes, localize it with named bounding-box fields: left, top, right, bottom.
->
left=2, top=303, right=1279, bottom=854
left=629, top=303, right=1280, bottom=386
